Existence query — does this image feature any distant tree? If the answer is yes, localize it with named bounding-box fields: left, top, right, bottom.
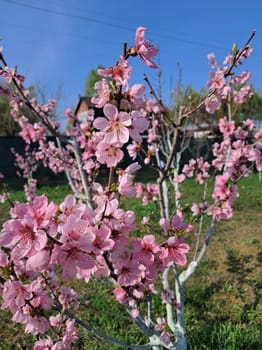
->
left=84, top=65, right=104, bottom=97
left=0, top=82, right=64, bottom=136
left=171, top=84, right=262, bottom=136
left=171, top=85, right=219, bottom=136
left=33, top=82, right=64, bottom=122
left=0, top=94, right=20, bottom=136
left=233, top=87, right=262, bottom=123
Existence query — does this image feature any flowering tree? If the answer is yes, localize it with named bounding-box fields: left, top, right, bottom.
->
left=0, top=27, right=261, bottom=350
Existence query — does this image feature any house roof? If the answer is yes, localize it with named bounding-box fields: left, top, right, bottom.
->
left=74, top=96, right=104, bottom=117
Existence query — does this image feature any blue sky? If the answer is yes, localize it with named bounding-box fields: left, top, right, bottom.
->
left=1, top=0, right=262, bottom=126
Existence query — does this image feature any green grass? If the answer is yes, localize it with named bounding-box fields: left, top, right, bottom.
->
left=0, top=173, right=261, bottom=349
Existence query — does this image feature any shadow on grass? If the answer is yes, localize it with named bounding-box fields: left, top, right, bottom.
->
left=225, top=249, right=262, bottom=310
left=185, top=247, right=262, bottom=349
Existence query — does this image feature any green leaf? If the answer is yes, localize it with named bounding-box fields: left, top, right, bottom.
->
left=231, top=43, right=238, bottom=56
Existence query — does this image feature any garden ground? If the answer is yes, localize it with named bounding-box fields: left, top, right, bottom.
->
left=0, top=173, right=261, bottom=349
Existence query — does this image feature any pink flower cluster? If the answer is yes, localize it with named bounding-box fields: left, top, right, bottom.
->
left=191, top=117, right=262, bottom=220
left=93, top=103, right=148, bottom=167
left=0, top=191, right=191, bottom=340
left=205, top=52, right=253, bottom=114
left=182, top=157, right=210, bottom=185
left=90, top=26, right=157, bottom=111
left=134, top=27, right=158, bottom=68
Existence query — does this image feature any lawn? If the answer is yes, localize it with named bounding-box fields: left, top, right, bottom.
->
left=0, top=173, right=261, bottom=349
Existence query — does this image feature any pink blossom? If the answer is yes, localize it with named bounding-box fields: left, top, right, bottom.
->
left=2, top=66, right=24, bottom=84
left=127, top=141, right=140, bottom=160
left=93, top=103, right=131, bottom=144
left=111, top=246, right=132, bottom=270
left=205, top=94, right=221, bottom=114
left=52, top=341, right=67, bottom=350
left=129, top=306, right=140, bottom=318
left=1, top=280, right=32, bottom=310
left=113, top=287, right=127, bottom=303
left=146, top=99, right=154, bottom=112
left=135, top=27, right=158, bottom=68
left=232, top=71, right=250, bottom=84
left=233, top=85, right=253, bottom=105
left=155, top=317, right=171, bottom=345
left=160, top=236, right=190, bottom=267
left=29, top=195, right=57, bottom=228
left=247, top=144, right=262, bottom=171
left=60, top=214, right=94, bottom=245
left=34, top=337, right=53, bottom=350
left=133, top=235, right=160, bottom=265
left=49, top=313, right=64, bottom=327
left=159, top=215, right=192, bottom=234
left=182, top=159, right=196, bottom=177
left=24, top=178, right=37, bottom=202
left=212, top=172, right=231, bottom=201
left=173, top=174, right=185, bottom=183
left=98, top=59, right=131, bottom=88
left=118, top=163, right=141, bottom=197
left=96, top=141, right=124, bottom=167
left=161, top=288, right=174, bottom=304
left=58, top=287, right=80, bottom=309
left=129, top=110, right=149, bottom=142
left=52, top=242, right=95, bottom=279
left=223, top=54, right=233, bottom=65
left=62, top=319, right=78, bottom=345
left=207, top=52, right=217, bottom=68
left=116, top=260, right=145, bottom=286
left=243, top=119, right=255, bottom=131
left=91, top=79, right=111, bottom=108
left=26, top=249, right=50, bottom=272
left=118, top=172, right=136, bottom=196
left=207, top=70, right=226, bottom=91
left=208, top=204, right=233, bottom=221
left=0, top=191, right=10, bottom=203
left=25, top=315, right=50, bottom=335
left=191, top=201, right=209, bottom=216
left=141, top=216, right=149, bottom=225
left=148, top=128, right=157, bottom=142
left=146, top=184, right=159, bottom=199
left=159, top=217, right=170, bottom=231
left=59, top=194, right=86, bottom=220
left=128, top=84, right=146, bottom=106
left=172, top=215, right=192, bottom=232
left=144, top=157, right=150, bottom=165
left=93, top=255, right=110, bottom=278
left=0, top=216, right=48, bottom=262
left=255, top=128, right=262, bottom=141
left=91, top=226, right=114, bottom=255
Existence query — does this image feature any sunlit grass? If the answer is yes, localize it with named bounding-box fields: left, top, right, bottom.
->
left=0, top=172, right=261, bottom=349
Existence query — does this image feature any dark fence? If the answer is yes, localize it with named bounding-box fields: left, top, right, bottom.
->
left=179, top=137, right=221, bottom=166
left=0, top=136, right=221, bottom=188
left=0, top=136, right=25, bottom=177
left=0, top=136, right=66, bottom=188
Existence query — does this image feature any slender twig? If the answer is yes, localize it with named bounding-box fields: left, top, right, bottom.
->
left=224, top=30, right=256, bottom=78
left=69, top=138, right=94, bottom=208
left=64, top=309, right=162, bottom=350
left=0, top=54, right=59, bottom=136
left=193, top=181, right=208, bottom=260
left=55, top=137, right=88, bottom=201
left=107, top=167, right=115, bottom=190
left=143, top=74, right=169, bottom=117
